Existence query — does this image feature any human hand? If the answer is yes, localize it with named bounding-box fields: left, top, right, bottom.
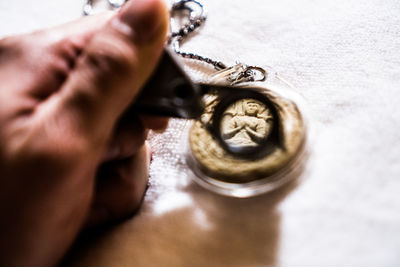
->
left=0, top=0, right=168, bottom=266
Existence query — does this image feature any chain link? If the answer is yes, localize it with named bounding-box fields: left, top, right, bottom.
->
left=83, top=0, right=125, bottom=16
left=82, top=0, right=266, bottom=83
left=168, top=0, right=227, bottom=70
left=169, top=0, right=266, bottom=83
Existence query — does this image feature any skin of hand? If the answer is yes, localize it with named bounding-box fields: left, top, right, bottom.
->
left=0, top=0, right=168, bottom=266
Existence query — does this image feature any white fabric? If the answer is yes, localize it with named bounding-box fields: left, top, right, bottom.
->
left=1, top=0, right=400, bottom=266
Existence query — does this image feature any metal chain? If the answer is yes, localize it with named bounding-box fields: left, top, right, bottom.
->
left=169, top=0, right=206, bottom=39
left=83, top=0, right=126, bottom=16
left=82, top=0, right=267, bottom=83
left=169, top=0, right=266, bottom=83
left=169, top=0, right=227, bottom=70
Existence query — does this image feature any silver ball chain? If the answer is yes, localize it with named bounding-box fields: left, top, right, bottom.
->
left=83, top=0, right=267, bottom=84
left=168, top=0, right=227, bottom=70
left=169, top=0, right=268, bottom=84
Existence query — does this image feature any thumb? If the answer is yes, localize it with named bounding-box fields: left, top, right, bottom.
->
left=54, top=0, right=168, bottom=144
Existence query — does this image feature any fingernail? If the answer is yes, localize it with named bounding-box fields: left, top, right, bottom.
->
left=116, top=0, right=166, bottom=43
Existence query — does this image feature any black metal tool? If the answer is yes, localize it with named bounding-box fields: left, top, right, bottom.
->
left=133, top=48, right=204, bottom=119
left=132, top=49, right=281, bottom=158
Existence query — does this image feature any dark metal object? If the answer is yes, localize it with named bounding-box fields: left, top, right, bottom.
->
left=133, top=49, right=204, bottom=119
left=133, top=53, right=281, bottom=158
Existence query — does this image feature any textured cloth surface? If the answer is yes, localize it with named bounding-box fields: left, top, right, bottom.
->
left=1, top=0, right=400, bottom=266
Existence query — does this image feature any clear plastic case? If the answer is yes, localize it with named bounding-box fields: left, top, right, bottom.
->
left=185, top=68, right=311, bottom=197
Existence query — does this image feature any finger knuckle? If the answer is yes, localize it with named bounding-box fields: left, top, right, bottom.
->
left=86, top=35, right=137, bottom=78
left=37, top=139, right=89, bottom=166
left=13, top=124, right=91, bottom=165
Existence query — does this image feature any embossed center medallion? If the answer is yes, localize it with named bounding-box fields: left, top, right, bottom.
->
left=220, top=98, right=273, bottom=149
